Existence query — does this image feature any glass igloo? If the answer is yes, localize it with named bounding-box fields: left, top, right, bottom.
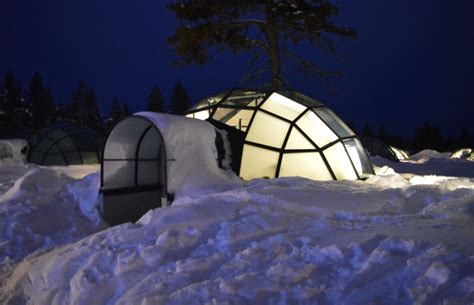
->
left=186, top=89, right=374, bottom=180
left=27, top=123, right=100, bottom=166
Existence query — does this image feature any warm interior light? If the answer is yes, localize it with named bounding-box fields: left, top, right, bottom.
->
left=261, top=93, right=307, bottom=121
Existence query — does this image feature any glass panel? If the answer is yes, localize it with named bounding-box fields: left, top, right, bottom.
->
left=323, top=142, right=358, bottom=180
left=346, top=138, right=374, bottom=175
left=240, top=144, right=279, bottom=180
left=277, top=90, right=324, bottom=107
left=246, top=111, right=290, bottom=148
left=217, top=109, right=254, bottom=132
left=285, top=128, right=315, bottom=150
left=221, top=90, right=267, bottom=107
left=296, top=111, right=338, bottom=148
left=104, top=118, right=151, bottom=159
left=138, top=128, right=163, bottom=159
left=36, top=138, right=54, bottom=153
left=213, top=107, right=239, bottom=122
left=58, top=137, right=76, bottom=152
left=81, top=152, right=99, bottom=164
left=279, top=152, right=333, bottom=180
left=103, top=161, right=135, bottom=189
left=137, top=161, right=159, bottom=185
left=48, top=129, right=67, bottom=141
left=188, top=110, right=210, bottom=120
left=390, top=146, right=409, bottom=160
left=261, top=92, right=307, bottom=121
left=65, top=151, right=82, bottom=164
left=48, top=145, right=61, bottom=153
left=43, top=153, right=66, bottom=166
left=313, top=108, right=354, bottom=138
left=30, top=151, right=44, bottom=164
left=188, top=91, right=228, bottom=111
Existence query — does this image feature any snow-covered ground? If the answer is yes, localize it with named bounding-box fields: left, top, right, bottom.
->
left=1, top=151, right=474, bottom=304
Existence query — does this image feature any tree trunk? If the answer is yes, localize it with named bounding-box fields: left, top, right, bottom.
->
left=265, top=2, right=283, bottom=90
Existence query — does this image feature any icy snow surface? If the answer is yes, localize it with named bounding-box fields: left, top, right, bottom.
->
left=1, top=150, right=474, bottom=304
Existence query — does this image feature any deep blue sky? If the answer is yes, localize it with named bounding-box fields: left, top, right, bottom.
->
left=1, top=0, right=473, bottom=137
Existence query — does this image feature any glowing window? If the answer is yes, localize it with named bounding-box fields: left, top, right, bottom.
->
left=280, top=152, right=333, bottom=180
left=296, top=111, right=338, bottom=148
left=246, top=111, right=290, bottom=148
left=261, top=92, right=307, bottom=121
left=240, top=144, right=279, bottom=179
left=285, top=128, right=315, bottom=150
left=323, top=142, right=358, bottom=180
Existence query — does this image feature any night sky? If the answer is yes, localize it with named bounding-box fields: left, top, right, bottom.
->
left=1, top=0, right=473, bottom=137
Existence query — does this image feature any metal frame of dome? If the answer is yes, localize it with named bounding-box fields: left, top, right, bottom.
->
left=360, top=137, right=409, bottom=162
left=27, top=123, right=100, bottom=165
left=186, top=88, right=374, bottom=181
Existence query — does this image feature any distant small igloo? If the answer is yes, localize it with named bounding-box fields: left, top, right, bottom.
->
left=186, top=89, right=374, bottom=180
left=361, top=137, right=409, bottom=162
left=27, top=123, right=100, bottom=166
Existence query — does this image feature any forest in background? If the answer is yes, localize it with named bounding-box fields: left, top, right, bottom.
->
left=0, top=70, right=472, bottom=153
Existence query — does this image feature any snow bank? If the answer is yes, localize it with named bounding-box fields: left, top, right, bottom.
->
left=0, top=165, right=107, bottom=266
left=2, top=170, right=474, bottom=304
left=0, top=139, right=28, bottom=163
left=372, top=153, right=474, bottom=178
left=410, top=149, right=451, bottom=161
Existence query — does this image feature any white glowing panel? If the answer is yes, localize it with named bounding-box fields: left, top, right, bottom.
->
left=246, top=111, right=290, bottom=148
left=323, top=142, right=358, bottom=180
left=279, top=152, right=333, bottom=180
left=296, top=111, right=338, bottom=148
left=240, top=144, right=279, bottom=179
left=261, top=92, right=307, bottom=121
left=189, top=110, right=210, bottom=120
left=285, top=128, right=315, bottom=149
left=390, top=146, right=409, bottom=160
left=344, top=141, right=363, bottom=175
left=225, top=109, right=254, bottom=131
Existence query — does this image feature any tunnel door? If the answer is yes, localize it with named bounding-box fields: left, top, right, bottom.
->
left=100, top=117, right=167, bottom=226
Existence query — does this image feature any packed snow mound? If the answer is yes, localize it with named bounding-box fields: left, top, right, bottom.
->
left=0, top=139, right=28, bottom=163
left=135, top=112, right=240, bottom=198
left=372, top=153, right=474, bottom=178
left=2, top=170, right=474, bottom=304
left=410, top=149, right=451, bottom=161
left=0, top=164, right=107, bottom=265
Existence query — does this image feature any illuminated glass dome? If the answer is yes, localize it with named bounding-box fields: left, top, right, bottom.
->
left=27, top=123, right=100, bottom=165
left=186, top=89, right=374, bottom=180
left=361, top=137, right=409, bottom=162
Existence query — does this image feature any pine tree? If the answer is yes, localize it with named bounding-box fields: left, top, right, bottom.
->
left=122, top=102, right=130, bottom=116
left=168, top=1, right=356, bottom=89
left=362, top=123, right=374, bottom=138
left=71, top=80, right=89, bottom=126
left=0, top=71, right=31, bottom=137
left=29, top=71, right=53, bottom=129
left=169, top=82, right=191, bottom=115
left=71, top=81, right=102, bottom=132
left=84, top=89, right=102, bottom=132
left=146, top=85, right=166, bottom=112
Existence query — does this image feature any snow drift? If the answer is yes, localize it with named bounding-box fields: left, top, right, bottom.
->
left=0, top=150, right=473, bottom=304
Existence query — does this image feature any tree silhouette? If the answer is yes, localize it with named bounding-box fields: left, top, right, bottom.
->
left=168, top=1, right=356, bottom=89
left=169, top=82, right=191, bottom=115
left=146, top=85, right=166, bottom=112
left=71, top=80, right=102, bottom=132
left=29, top=71, right=53, bottom=129
left=0, top=71, right=31, bottom=137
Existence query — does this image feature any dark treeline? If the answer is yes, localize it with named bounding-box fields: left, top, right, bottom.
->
left=0, top=71, right=190, bottom=138
left=1, top=71, right=472, bottom=152
left=360, top=123, right=474, bottom=154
